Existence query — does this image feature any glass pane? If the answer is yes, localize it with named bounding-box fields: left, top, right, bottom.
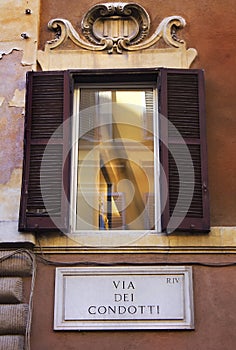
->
left=75, top=88, right=156, bottom=231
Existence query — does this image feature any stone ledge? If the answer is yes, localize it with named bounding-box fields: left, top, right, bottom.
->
left=0, top=304, right=28, bottom=335
left=0, top=335, right=24, bottom=350
left=0, top=278, right=23, bottom=303
left=0, top=251, right=32, bottom=277
left=33, top=227, right=236, bottom=254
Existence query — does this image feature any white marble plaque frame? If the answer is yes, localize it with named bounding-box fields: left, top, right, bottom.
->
left=54, top=266, right=194, bottom=330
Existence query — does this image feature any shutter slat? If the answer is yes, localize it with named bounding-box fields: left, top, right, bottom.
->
left=167, top=73, right=200, bottom=139
left=31, top=75, right=64, bottom=139
left=26, top=145, right=63, bottom=217
left=169, top=144, right=203, bottom=219
left=79, top=89, right=98, bottom=141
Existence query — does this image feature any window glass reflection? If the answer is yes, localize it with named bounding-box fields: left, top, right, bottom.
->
left=75, top=88, right=156, bottom=231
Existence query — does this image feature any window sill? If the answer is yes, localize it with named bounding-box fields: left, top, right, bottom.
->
left=30, top=227, right=236, bottom=254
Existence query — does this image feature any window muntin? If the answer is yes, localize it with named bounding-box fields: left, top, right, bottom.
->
left=71, top=86, right=161, bottom=232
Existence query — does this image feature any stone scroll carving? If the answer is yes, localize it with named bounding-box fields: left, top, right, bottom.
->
left=46, top=2, right=187, bottom=54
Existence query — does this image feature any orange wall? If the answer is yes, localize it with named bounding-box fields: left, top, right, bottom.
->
left=39, top=0, right=236, bottom=226
left=1, top=2, right=236, bottom=348
left=35, top=2, right=236, bottom=348
left=30, top=253, right=236, bottom=350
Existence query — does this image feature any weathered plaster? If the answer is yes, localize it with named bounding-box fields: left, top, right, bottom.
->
left=0, top=0, right=40, bottom=66
left=9, top=89, right=25, bottom=108
left=0, top=51, right=27, bottom=185
left=0, top=169, right=22, bottom=221
left=0, top=97, right=4, bottom=107
left=0, top=0, right=39, bottom=233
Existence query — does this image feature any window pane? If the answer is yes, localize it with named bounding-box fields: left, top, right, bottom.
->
left=74, top=88, right=157, bottom=231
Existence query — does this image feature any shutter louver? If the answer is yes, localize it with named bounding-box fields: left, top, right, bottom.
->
left=79, top=89, right=98, bottom=141
left=26, top=144, right=63, bottom=216
left=159, top=68, right=210, bottom=233
left=144, top=90, right=154, bottom=139
left=19, top=71, right=71, bottom=232
left=31, top=75, right=64, bottom=139
left=168, top=144, right=203, bottom=218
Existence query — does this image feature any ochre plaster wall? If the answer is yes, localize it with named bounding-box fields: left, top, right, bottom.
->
left=0, top=51, right=27, bottom=220
left=0, top=0, right=40, bottom=224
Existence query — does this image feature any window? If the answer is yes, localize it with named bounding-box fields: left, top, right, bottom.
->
left=19, top=68, right=210, bottom=234
left=71, top=86, right=160, bottom=232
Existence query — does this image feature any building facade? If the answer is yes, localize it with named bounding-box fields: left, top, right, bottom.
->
left=0, top=0, right=236, bottom=349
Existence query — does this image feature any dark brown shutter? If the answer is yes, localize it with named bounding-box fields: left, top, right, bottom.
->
left=19, top=71, right=71, bottom=232
left=159, top=68, right=210, bottom=233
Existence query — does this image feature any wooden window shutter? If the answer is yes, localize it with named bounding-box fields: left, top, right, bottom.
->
left=159, top=68, right=210, bottom=233
left=19, top=71, right=71, bottom=232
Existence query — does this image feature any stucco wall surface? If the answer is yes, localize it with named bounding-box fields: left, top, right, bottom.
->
left=30, top=253, right=236, bottom=350
left=0, top=3, right=235, bottom=350
left=0, top=0, right=40, bottom=223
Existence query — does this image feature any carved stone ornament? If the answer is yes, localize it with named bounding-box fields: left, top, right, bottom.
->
left=46, top=2, right=187, bottom=54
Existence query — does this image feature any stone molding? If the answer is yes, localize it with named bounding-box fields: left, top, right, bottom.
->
left=0, top=249, right=33, bottom=277
left=0, top=304, right=28, bottom=335
left=0, top=335, right=24, bottom=350
left=0, top=278, right=23, bottom=303
left=47, top=3, right=186, bottom=54
left=33, top=227, right=236, bottom=254
left=37, top=2, right=197, bottom=70
left=0, top=250, right=33, bottom=349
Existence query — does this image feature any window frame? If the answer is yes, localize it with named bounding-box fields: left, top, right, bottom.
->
left=70, top=81, right=161, bottom=233
left=19, top=68, right=210, bottom=235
